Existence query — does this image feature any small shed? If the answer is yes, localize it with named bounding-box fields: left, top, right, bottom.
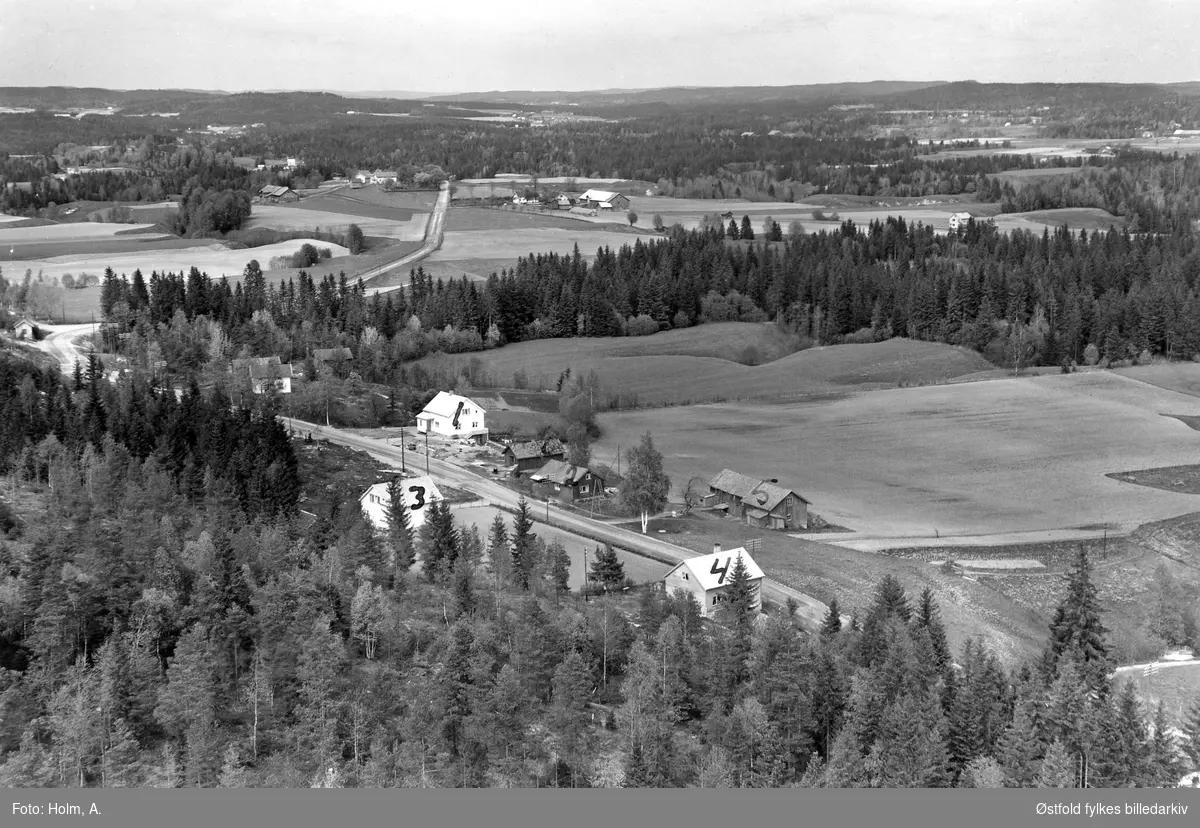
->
left=12, top=317, right=41, bottom=341
left=503, top=438, right=566, bottom=473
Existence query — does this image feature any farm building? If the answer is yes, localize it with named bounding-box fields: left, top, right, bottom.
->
left=312, top=346, right=354, bottom=376
left=707, top=469, right=810, bottom=530
left=948, top=211, right=973, bottom=232
left=416, top=391, right=488, bottom=443
left=503, top=438, right=566, bottom=473
left=12, top=317, right=41, bottom=341
left=359, top=476, right=444, bottom=531
left=248, top=362, right=294, bottom=394
left=258, top=185, right=299, bottom=203
left=556, top=193, right=575, bottom=208
left=662, top=544, right=763, bottom=617
left=370, top=170, right=399, bottom=185
left=578, top=189, right=630, bottom=211
left=530, top=459, right=610, bottom=502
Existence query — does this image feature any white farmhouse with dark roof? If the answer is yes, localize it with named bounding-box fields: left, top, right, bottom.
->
left=415, top=391, right=488, bottom=443
left=663, top=544, right=764, bottom=617
left=578, top=188, right=630, bottom=211
left=948, top=211, right=973, bottom=232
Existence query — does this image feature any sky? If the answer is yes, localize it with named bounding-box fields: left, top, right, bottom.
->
left=1, top=0, right=1198, bottom=95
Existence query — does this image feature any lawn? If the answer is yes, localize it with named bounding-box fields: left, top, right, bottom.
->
left=414, top=333, right=995, bottom=403
left=590, top=369, right=1200, bottom=539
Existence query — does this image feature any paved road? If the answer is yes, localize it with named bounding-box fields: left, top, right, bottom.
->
left=27, top=322, right=100, bottom=374
left=287, top=417, right=834, bottom=632
left=356, top=181, right=450, bottom=294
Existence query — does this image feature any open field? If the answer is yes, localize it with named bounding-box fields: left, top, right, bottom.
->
left=630, top=512, right=1048, bottom=664
left=416, top=334, right=997, bottom=402
left=0, top=221, right=168, bottom=242
left=4, top=237, right=351, bottom=287
left=1115, top=363, right=1200, bottom=398
left=449, top=504, right=671, bottom=590
left=1010, top=207, right=1126, bottom=231
left=921, top=136, right=1200, bottom=160
left=447, top=206, right=642, bottom=232
left=308, top=185, right=438, bottom=212
left=246, top=204, right=429, bottom=241
left=591, top=370, right=1200, bottom=538
left=429, top=226, right=658, bottom=263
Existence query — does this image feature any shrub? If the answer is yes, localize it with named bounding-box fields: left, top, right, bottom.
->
left=1083, top=343, right=1100, bottom=366
left=671, top=310, right=691, bottom=329
left=841, top=327, right=875, bottom=345
left=625, top=314, right=658, bottom=337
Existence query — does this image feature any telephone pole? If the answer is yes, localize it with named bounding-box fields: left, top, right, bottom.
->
left=425, top=430, right=430, bottom=475
left=400, top=426, right=406, bottom=474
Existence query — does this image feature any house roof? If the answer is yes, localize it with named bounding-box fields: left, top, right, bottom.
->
left=534, top=459, right=606, bottom=486
left=360, top=476, right=443, bottom=505
left=665, top=547, right=764, bottom=591
left=506, top=439, right=566, bottom=461
left=950, top=211, right=972, bottom=219
left=249, top=363, right=293, bottom=380
left=579, top=188, right=623, bottom=203
left=232, top=356, right=281, bottom=372
left=313, top=347, right=353, bottom=362
left=745, top=507, right=769, bottom=520
left=419, top=391, right=487, bottom=419
left=13, top=317, right=38, bottom=329
left=709, top=469, right=762, bottom=499
left=259, top=185, right=292, bottom=197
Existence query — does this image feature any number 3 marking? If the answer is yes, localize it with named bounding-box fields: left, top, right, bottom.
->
left=409, top=485, right=426, bottom=511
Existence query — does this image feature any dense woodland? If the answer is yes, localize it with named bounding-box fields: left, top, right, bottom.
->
left=91, top=190, right=1200, bottom=408
left=0, top=354, right=1197, bottom=788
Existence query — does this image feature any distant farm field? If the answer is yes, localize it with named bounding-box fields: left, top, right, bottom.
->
left=1115, top=363, right=1200, bottom=398
left=429, top=226, right=657, bottom=262
left=247, top=204, right=429, bottom=241
left=447, top=206, right=637, bottom=232
left=414, top=332, right=996, bottom=402
left=590, top=370, right=1200, bottom=538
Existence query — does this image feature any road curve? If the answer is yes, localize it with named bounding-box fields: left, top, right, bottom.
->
left=285, top=417, right=834, bottom=632
left=29, top=322, right=101, bottom=375
left=356, top=181, right=451, bottom=294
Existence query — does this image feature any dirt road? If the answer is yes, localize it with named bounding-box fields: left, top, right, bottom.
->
left=286, top=417, right=835, bottom=632
left=357, top=181, right=450, bottom=293
left=27, top=322, right=100, bottom=374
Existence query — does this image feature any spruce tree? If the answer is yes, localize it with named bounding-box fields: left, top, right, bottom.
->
left=385, top=477, right=415, bottom=577
left=1147, top=701, right=1184, bottom=787
left=1182, top=696, right=1200, bottom=771
left=1047, top=547, right=1110, bottom=692
left=589, top=543, right=625, bottom=590
left=510, top=497, right=535, bottom=590
left=996, top=694, right=1043, bottom=787
left=1037, top=739, right=1076, bottom=787
left=916, top=587, right=951, bottom=669
left=740, top=215, right=754, bottom=240
left=820, top=597, right=842, bottom=638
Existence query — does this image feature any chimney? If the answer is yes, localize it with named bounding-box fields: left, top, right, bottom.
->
left=713, top=543, right=721, bottom=555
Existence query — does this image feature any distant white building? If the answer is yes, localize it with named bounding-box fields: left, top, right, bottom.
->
left=578, top=189, right=630, bottom=211
left=662, top=544, right=764, bottom=617
left=415, top=391, right=488, bottom=443
left=948, top=211, right=973, bottom=232
left=359, top=476, right=444, bottom=530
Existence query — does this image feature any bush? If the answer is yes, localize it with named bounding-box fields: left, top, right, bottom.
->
left=671, top=310, right=691, bottom=329
left=1083, top=343, right=1100, bottom=366
left=841, top=327, right=876, bottom=345
left=625, top=314, right=658, bottom=337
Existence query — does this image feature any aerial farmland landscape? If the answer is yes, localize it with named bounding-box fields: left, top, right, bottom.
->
left=3, top=2, right=1200, bottom=818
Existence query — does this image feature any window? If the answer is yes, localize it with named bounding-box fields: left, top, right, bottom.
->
left=682, top=573, right=688, bottom=581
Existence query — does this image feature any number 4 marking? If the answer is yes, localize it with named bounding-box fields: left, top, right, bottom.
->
left=710, top=558, right=730, bottom=584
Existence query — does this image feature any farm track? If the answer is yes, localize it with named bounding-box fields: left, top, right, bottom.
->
left=283, top=417, right=837, bottom=633
left=26, top=322, right=100, bottom=374
left=356, top=182, right=450, bottom=292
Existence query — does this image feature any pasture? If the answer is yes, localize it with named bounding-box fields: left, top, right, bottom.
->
left=446, top=206, right=637, bottom=233
left=414, top=334, right=996, bottom=403
left=428, top=226, right=657, bottom=263
left=590, top=370, right=1200, bottom=539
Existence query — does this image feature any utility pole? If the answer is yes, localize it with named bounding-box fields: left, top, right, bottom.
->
left=425, top=430, right=430, bottom=475
left=400, top=426, right=406, bottom=474
left=616, top=445, right=620, bottom=478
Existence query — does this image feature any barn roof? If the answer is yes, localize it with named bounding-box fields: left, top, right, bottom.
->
left=665, top=547, right=764, bottom=591
left=744, top=480, right=809, bottom=511
left=259, top=184, right=292, bottom=197
left=709, top=469, right=761, bottom=499
left=579, top=188, right=622, bottom=203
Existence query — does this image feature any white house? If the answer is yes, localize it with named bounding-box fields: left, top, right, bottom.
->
left=416, top=391, right=488, bottom=443
left=948, top=211, right=973, bottom=232
left=248, top=362, right=293, bottom=394
left=662, top=544, right=764, bottom=617
left=360, top=476, right=444, bottom=531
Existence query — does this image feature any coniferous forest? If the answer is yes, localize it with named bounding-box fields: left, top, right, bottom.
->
left=0, top=353, right=1195, bottom=788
